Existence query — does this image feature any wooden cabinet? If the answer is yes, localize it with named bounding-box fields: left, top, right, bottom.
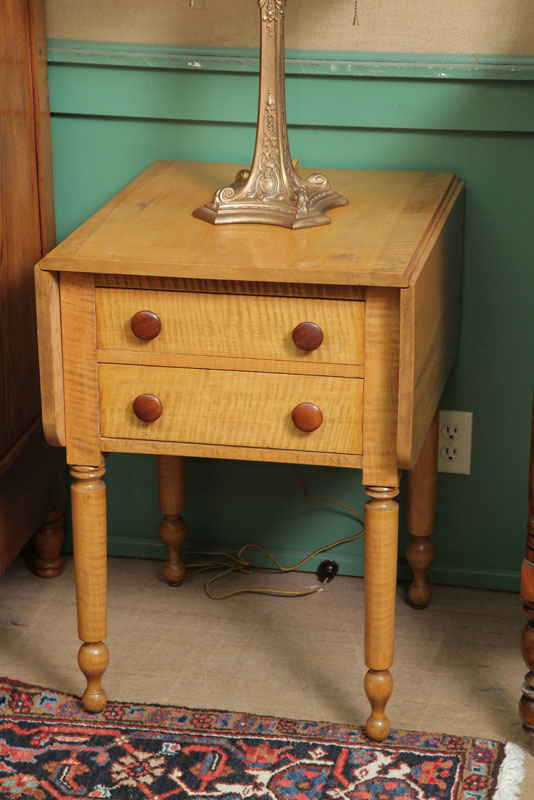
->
left=0, top=0, right=64, bottom=575
left=36, top=159, right=464, bottom=739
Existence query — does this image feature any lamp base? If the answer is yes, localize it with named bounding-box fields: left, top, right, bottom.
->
left=193, top=167, right=348, bottom=229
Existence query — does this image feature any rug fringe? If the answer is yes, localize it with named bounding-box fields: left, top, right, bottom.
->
left=493, top=742, right=525, bottom=800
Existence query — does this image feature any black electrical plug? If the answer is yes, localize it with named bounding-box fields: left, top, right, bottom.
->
left=317, top=559, right=339, bottom=582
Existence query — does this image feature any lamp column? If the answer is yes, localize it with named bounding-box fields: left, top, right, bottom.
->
left=193, top=0, right=347, bottom=228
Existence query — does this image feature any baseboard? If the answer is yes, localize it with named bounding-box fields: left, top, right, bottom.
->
left=89, top=535, right=521, bottom=593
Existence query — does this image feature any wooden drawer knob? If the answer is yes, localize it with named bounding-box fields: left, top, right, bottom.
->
left=133, top=394, right=163, bottom=422
left=292, top=321, right=323, bottom=351
left=131, top=310, right=161, bottom=340
left=292, top=402, right=323, bottom=432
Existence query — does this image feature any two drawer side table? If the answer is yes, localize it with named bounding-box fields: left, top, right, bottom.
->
left=35, top=160, right=464, bottom=741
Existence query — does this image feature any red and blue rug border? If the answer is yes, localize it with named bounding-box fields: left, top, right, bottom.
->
left=0, top=676, right=521, bottom=800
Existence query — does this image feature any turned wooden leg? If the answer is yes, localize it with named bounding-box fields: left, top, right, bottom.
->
left=364, top=485, right=399, bottom=741
left=158, top=455, right=187, bottom=585
left=70, top=463, right=108, bottom=713
left=406, top=409, right=439, bottom=609
left=520, top=399, right=534, bottom=749
left=32, top=507, right=65, bottom=578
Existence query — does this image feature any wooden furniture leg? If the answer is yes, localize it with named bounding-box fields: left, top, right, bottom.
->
left=70, top=463, right=108, bottom=712
left=32, top=507, right=64, bottom=578
left=519, top=397, right=534, bottom=749
left=364, top=485, right=399, bottom=741
left=406, top=409, right=439, bottom=608
left=158, top=455, right=187, bottom=585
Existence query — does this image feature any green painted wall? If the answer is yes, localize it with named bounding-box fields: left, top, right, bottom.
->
left=49, top=42, right=534, bottom=591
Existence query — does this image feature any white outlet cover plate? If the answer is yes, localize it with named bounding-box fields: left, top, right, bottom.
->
left=437, top=410, right=473, bottom=475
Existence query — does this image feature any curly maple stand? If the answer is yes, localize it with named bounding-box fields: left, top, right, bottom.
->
left=36, top=160, right=463, bottom=741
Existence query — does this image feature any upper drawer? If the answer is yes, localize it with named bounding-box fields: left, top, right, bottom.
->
left=95, top=289, right=364, bottom=365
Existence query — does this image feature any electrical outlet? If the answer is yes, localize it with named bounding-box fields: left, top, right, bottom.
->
left=438, top=410, right=473, bottom=475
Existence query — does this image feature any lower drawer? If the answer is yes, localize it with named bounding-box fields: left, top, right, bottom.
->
left=99, top=364, right=362, bottom=455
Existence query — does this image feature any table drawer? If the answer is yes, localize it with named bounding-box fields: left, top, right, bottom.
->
left=96, top=289, right=364, bottom=366
left=99, top=364, right=363, bottom=455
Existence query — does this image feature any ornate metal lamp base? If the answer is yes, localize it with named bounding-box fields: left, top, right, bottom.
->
left=193, top=167, right=347, bottom=229
left=193, top=0, right=348, bottom=229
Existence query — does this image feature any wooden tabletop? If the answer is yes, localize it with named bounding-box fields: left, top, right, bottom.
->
left=40, top=160, right=458, bottom=288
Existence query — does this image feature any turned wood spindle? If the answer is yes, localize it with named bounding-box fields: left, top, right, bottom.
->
left=32, top=507, right=65, bottom=578
left=406, top=409, right=439, bottom=608
left=364, top=669, right=394, bottom=741
left=70, top=463, right=108, bottom=712
left=364, top=484, right=399, bottom=741
left=78, top=642, right=110, bottom=713
left=291, top=402, right=323, bottom=432
left=520, top=394, right=534, bottom=749
left=158, top=455, right=187, bottom=585
left=292, top=321, right=323, bottom=351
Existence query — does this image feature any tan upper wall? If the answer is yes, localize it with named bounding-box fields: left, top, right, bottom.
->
left=46, top=0, right=534, bottom=56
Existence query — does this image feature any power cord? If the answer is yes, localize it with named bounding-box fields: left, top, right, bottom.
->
left=183, top=467, right=364, bottom=599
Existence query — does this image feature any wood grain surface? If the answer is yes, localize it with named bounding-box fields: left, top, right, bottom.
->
left=70, top=462, right=109, bottom=712
left=60, top=273, right=101, bottom=465
left=362, top=288, right=400, bottom=488
left=397, top=181, right=464, bottom=468
left=363, top=485, right=400, bottom=740
left=98, top=363, right=363, bottom=455
left=70, top=463, right=107, bottom=644
left=130, top=309, right=162, bottom=341
left=157, top=454, right=187, bottom=585
left=0, top=0, right=43, bottom=454
left=0, top=0, right=62, bottom=574
left=97, top=349, right=365, bottom=379
left=34, top=267, right=65, bottom=446
left=0, top=421, right=64, bottom=572
left=291, top=402, right=323, bottom=432
left=96, top=288, right=364, bottom=365
left=94, top=275, right=365, bottom=300
left=406, top=409, right=439, bottom=609
left=42, top=161, right=455, bottom=288
left=99, top=437, right=363, bottom=468
left=364, top=487, right=400, bottom=669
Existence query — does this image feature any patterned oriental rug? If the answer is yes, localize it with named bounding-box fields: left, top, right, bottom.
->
left=0, top=677, right=525, bottom=800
